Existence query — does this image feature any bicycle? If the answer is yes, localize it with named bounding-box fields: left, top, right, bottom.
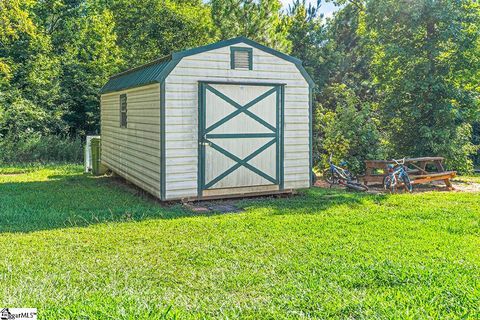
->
left=323, top=154, right=368, bottom=192
left=383, top=158, right=413, bottom=193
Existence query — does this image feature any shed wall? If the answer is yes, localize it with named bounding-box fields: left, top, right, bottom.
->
left=164, top=43, right=310, bottom=200
left=100, top=83, right=161, bottom=198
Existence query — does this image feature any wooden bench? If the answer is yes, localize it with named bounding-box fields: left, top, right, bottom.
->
left=362, top=157, right=456, bottom=190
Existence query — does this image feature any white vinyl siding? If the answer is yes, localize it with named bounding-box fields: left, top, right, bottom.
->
left=100, top=83, right=161, bottom=198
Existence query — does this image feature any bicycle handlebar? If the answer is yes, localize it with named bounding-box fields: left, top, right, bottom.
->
left=391, top=158, right=406, bottom=165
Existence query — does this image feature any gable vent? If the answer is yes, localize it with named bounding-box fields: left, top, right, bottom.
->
left=230, top=47, right=252, bottom=70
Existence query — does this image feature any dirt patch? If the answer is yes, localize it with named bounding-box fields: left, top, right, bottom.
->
left=183, top=201, right=244, bottom=214
left=449, top=178, right=480, bottom=192
left=315, top=177, right=480, bottom=194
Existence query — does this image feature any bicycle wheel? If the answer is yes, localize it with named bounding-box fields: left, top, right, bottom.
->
left=383, top=175, right=396, bottom=193
left=344, top=170, right=357, bottom=182
left=323, top=169, right=334, bottom=184
left=346, top=181, right=369, bottom=192
left=402, top=174, right=413, bottom=192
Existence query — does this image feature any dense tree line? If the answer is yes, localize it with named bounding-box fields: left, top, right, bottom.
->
left=1, top=0, right=479, bottom=171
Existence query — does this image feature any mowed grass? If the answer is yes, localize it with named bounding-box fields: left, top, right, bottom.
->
left=0, top=166, right=479, bottom=319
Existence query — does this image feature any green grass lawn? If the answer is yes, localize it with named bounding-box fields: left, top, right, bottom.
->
left=0, top=165, right=479, bottom=319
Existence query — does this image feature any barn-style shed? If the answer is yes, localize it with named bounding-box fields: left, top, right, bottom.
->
left=99, top=37, right=314, bottom=201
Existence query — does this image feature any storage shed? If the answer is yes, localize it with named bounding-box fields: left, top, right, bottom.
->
left=99, top=37, right=314, bottom=201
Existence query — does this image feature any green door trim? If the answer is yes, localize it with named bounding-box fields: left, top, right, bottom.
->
left=198, top=82, right=284, bottom=196
left=206, top=133, right=276, bottom=139
left=276, top=84, right=285, bottom=191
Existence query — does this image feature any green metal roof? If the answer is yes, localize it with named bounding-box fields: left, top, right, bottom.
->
left=99, top=37, right=314, bottom=94
left=99, top=57, right=171, bottom=94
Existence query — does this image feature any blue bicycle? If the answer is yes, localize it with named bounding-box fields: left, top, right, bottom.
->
left=323, top=154, right=368, bottom=192
left=383, top=158, right=413, bottom=193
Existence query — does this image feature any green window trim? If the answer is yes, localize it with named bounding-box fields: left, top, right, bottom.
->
left=120, top=93, right=127, bottom=128
left=230, top=47, right=253, bottom=70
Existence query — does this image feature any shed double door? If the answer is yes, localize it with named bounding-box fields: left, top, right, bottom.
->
left=198, top=82, right=284, bottom=196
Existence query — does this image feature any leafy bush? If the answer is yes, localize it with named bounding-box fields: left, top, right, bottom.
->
left=0, top=133, right=83, bottom=164
left=314, top=84, right=385, bottom=174
left=0, top=94, right=81, bottom=164
left=473, top=122, right=480, bottom=169
left=438, top=123, right=478, bottom=174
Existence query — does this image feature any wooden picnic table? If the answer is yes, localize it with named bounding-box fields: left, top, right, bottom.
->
left=362, top=157, right=456, bottom=189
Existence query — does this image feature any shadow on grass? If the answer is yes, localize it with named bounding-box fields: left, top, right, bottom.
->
left=0, top=169, right=387, bottom=233
left=235, top=187, right=387, bottom=216
left=0, top=172, right=199, bottom=233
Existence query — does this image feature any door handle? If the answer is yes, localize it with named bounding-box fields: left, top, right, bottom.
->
left=200, top=141, right=211, bottom=147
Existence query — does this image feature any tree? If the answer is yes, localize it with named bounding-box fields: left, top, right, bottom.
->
left=314, top=84, right=384, bottom=173
left=0, top=0, right=63, bottom=137
left=29, top=0, right=122, bottom=135
left=109, top=0, right=216, bottom=67
left=363, top=0, right=480, bottom=171
left=321, top=1, right=373, bottom=103
left=31, top=0, right=84, bottom=48
left=305, top=0, right=381, bottom=168
left=210, top=0, right=291, bottom=52
left=60, top=8, right=122, bottom=135
left=286, top=0, right=327, bottom=90
left=0, top=0, right=36, bottom=85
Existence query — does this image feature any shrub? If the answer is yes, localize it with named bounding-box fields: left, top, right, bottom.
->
left=0, top=132, right=83, bottom=164
left=439, top=123, right=478, bottom=174
left=0, top=95, right=67, bottom=137
left=314, top=84, right=385, bottom=174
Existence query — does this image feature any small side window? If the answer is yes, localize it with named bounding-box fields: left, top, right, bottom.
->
left=230, top=47, right=252, bottom=70
left=120, top=94, right=127, bottom=128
